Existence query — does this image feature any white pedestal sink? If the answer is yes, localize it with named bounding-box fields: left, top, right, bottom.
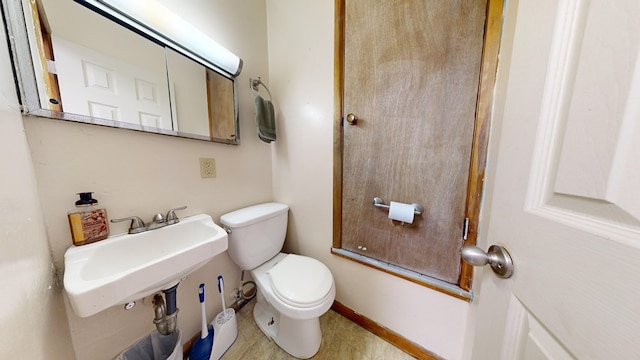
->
left=63, top=213, right=228, bottom=318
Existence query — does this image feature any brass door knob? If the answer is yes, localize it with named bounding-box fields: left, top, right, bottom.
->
left=346, top=113, right=358, bottom=125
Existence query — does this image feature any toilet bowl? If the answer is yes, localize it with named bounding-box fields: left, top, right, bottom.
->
left=220, top=203, right=335, bottom=359
left=250, top=253, right=335, bottom=358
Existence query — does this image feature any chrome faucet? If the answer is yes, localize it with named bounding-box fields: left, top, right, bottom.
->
left=152, top=293, right=178, bottom=335
left=111, top=206, right=187, bottom=233
left=147, top=213, right=167, bottom=230
left=165, top=206, right=187, bottom=225
left=110, top=216, right=146, bottom=234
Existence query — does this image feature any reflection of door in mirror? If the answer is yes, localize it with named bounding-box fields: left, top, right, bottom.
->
left=52, top=35, right=172, bottom=129
left=29, top=0, right=172, bottom=128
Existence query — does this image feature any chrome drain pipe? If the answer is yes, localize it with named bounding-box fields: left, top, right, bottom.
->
left=152, top=284, right=179, bottom=335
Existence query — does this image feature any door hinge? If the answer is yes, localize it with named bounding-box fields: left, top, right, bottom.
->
left=463, top=217, right=470, bottom=240
left=46, top=59, right=57, bottom=74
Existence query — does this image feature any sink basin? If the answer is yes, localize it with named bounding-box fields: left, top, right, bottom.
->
left=64, top=213, right=228, bottom=317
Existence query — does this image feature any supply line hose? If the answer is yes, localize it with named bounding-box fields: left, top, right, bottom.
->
left=240, top=270, right=256, bottom=300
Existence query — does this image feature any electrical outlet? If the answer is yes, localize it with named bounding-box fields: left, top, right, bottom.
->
left=199, top=158, right=216, bottom=178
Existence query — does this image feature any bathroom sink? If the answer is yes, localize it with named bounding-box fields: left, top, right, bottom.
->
left=63, top=214, right=228, bottom=317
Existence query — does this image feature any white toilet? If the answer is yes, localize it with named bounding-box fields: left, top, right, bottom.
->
left=220, top=202, right=335, bottom=359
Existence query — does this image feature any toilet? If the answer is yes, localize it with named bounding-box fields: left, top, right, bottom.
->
left=220, top=202, right=335, bottom=359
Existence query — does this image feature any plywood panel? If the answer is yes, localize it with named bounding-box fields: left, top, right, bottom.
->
left=206, top=69, right=236, bottom=141
left=341, top=0, right=487, bottom=283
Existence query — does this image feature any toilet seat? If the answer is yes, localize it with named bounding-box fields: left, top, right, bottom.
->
left=268, top=254, right=333, bottom=308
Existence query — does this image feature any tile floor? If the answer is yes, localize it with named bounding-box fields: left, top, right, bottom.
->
left=221, top=299, right=416, bottom=359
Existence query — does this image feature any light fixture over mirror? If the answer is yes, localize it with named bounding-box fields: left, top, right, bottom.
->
left=1, top=0, right=242, bottom=144
left=75, top=0, right=243, bottom=78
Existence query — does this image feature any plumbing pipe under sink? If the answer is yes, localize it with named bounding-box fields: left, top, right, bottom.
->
left=153, top=284, right=179, bottom=335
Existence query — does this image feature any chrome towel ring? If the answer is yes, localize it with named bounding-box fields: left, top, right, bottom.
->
left=250, top=77, right=272, bottom=101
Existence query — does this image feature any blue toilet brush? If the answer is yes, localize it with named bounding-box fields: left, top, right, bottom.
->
left=189, top=283, right=213, bottom=360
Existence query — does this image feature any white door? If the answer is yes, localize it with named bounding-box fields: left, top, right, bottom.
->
left=471, top=0, right=640, bottom=359
left=52, top=35, right=173, bottom=130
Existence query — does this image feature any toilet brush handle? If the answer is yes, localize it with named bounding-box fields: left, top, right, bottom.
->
left=218, top=275, right=226, bottom=311
left=199, top=283, right=207, bottom=338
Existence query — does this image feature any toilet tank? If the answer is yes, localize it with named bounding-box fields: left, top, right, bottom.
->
left=220, top=202, right=289, bottom=270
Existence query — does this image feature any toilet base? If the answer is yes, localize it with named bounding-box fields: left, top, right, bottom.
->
left=253, top=290, right=322, bottom=359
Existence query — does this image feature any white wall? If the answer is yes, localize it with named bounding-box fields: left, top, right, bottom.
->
left=0, top=15, right=75, bottom=359
left=266, top=1, right=471, bottom=359
left=16, top=1, right=272, bottom=359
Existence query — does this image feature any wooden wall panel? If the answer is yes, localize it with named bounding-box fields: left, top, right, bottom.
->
left=340, top=0, right=488, bottom=283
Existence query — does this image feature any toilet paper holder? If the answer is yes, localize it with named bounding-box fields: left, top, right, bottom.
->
left=372, top=197, right=424, bottom=216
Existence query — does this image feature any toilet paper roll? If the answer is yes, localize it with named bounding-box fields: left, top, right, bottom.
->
left=388, top=201, right=415, bottom=224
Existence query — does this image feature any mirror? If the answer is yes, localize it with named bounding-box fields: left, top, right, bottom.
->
left=166, top=48, right=238, bottom=142
left=2, top=0, right=240, bottom=144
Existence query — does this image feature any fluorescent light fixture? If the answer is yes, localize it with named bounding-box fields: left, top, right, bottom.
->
left=74, top=0, right=243, bottom=77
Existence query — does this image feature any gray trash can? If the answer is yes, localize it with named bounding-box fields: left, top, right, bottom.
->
left=115, top=329, right=182, bottom=360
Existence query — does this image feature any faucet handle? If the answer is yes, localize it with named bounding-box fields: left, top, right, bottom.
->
left=111, top=216, right=146, bottom=234
left=152, top=213, right=165, bottom=223
left=166, top=206, right=187, bottom=225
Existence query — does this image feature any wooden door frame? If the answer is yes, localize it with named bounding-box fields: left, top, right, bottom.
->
left=332, top=0, right=505, bottom=299
left=28, top=0, right=63, bottom=112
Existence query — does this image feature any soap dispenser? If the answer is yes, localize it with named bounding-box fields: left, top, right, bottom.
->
left=68, top=192, right=109, bottom=246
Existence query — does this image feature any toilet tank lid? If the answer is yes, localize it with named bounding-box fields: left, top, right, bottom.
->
left=220, top=202, right=289, bottom=228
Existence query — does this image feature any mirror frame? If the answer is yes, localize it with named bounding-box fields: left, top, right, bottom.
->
left=1, top=0, right=241, bottom=144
